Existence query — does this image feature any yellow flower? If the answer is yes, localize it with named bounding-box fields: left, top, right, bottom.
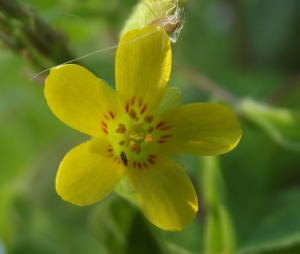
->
left=44, top=26, right=241, bottom=231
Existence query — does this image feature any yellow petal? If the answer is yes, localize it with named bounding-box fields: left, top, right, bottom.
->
left=56, top=138, right=125, bottom=206
left=127, top=155, right=198, bottom=231
left=155, top=103, right=242, bottom=155
left=45, top=64, right=120, bottom=137
left=115, top=26, right=171, bottom=113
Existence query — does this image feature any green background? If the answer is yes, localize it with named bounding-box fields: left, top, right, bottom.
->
left=1, top=0, right=300, bottom=253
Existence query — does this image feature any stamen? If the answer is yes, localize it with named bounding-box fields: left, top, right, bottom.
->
left=129, top=109, right=137, bottom=119
left=120, top=151, right=128, bottom=166
left=136, top=146, right=141, bottom=155
left=145, top=134, right=154, bottom=142
left=147, top=126, right=154, bottom=133
left=130, top=141, right=138, bottom=151
left=116, top=123, right=126, bottom=134
left=144, top=115, right=154, bottom=123
left=118, top=140, right=125, bottom=146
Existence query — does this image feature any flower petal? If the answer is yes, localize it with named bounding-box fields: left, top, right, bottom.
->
left=56, top=138, right=125, bottom=206
left=127, top=155, right=198, bottom=231
left=155, top=103, right=242, bottom=155
left=116, top=26, right=171, bottom=113
left=45, top=64, right=120, bottom=137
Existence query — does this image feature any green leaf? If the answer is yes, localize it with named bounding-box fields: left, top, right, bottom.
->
left=238, top=187, right=300, bottom=254
left=200, top=156, right=236, bottom=254
left=240, top=99, right=300, bottom=151
left=89, top=195, right=167, bottom=254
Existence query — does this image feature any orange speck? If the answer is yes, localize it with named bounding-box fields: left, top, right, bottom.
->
left=145, top=134, right=154, bottom=142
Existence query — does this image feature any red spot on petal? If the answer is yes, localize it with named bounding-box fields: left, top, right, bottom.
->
left=140, top=104, right=147, bottom=115
left=107, top=148, right=113, bottom=152
left=104, top=114, right=110, bottom=121
left=148, top=158, right=155, bottom=164
left=160, top=126, right=171, bottom=130
left=139, top=98, right=143, bottom=107
left=158, top=140, right=167, bottom=143
left=131, top=97, right=135, bottom=106
left=143, top=162, right=148, bottom=168
left=102, top=127, right=108, bottom=134
left=138, top=162, right=142, bottom=169
left=125, top=102, right=129, bottom=113
left=160, top=134, right=172, bottom=139
left=149, top=155, right=156, bottom=159
left=109, top=111, right=115, bottom=119
left=102, top=121, right=108, bottom=128
left=156, top=121, right=164, bottom=129
left=133, top=161, right=137, bottom=168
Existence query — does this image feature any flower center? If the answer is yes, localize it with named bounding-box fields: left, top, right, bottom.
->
left=101, top=96, right=172, bottom=169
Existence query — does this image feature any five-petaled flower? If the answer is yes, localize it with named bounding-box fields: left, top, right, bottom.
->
left=44, top=26, right=241, bottom=231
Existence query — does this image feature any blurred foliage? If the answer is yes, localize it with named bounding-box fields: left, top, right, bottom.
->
left=0, top=0, right=300, bottom=253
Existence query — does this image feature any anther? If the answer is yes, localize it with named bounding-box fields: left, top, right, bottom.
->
left=147, top=126, right=154, bottom=133
left=116, top=123, right=126, bottom=134
left=129, top=109, right=137, bottom=119
left=130, top=141, right=137, bottom=151
left=145, top=134, right=154, bottom=142
left=144, top=115, right=154, bottom=123
left=136, top=146, right=141, bottom=155
left=118, top=140, right=125, bottom=146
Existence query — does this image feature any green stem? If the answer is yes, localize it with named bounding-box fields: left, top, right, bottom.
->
left=0, top=0, right=75, bottom=70
left=174, top=61, right=239, bottom=106
left=200, top=156, right=236, bottom=254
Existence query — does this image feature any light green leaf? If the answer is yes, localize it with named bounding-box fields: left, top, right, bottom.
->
left=200, top=156, right=236, bottom=254
left=240, top=99, right=300, bottom=151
